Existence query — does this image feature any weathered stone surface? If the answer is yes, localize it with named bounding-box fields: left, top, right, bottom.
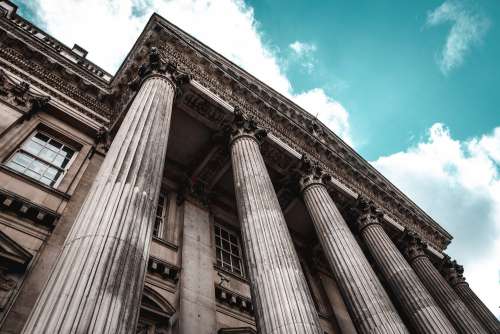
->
left=21, top=67, right=176, bottom=333
left=299, top=162, right=408, bottom=334
left=178, top=201, right=217, bottom=334
left=230, top=113, right=323, bottom=334
left=441, top=259, right=500, bottom=334
left=356, top=198, right=456, bottom=334
left=400, top=232, right=488, bottom=334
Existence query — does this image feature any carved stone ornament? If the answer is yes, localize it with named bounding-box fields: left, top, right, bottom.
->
left=398, top=229, right=428, bottom=263
left=0, top=68, right=50, bottom=115
left=441, top=257, right=467, bottom=288
left=229, top=107, right=267, bottom=145
left=355, top=196, right=384, bottom=233
left=298, top=155, right=331, bottom=192
left=129, top=47, right=191, bottom=95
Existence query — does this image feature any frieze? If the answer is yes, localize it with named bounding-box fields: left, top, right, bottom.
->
left=149, top=28, right=450, bottom=250
left=0, top=52, right=110, bottom=124
left=0, top=44, right=113, bottom=121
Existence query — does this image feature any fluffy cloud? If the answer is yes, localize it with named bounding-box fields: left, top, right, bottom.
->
left=289, top=41, right=317, bottom=73
left=426, top=0, right=490, bottom=74
left=372, top=123, right=500, bottom=316
left=21, top=0, right=350, bottom=141
left=293, top=88, right=351, bottom=144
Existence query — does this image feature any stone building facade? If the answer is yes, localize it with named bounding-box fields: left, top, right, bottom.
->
left=0, top=2, right=498, bottom=333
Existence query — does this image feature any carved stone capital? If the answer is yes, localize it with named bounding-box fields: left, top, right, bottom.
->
left=355, top=196, right=383, bottom=233
left=129, top=47, right=191, bottom=93
left=399, top=230, right=428, bottom=263
left=298, top=156, right=331, bottom=192
left=441, top=258, right=467, bottom=288
left=229, top=107, right=267, bottom=145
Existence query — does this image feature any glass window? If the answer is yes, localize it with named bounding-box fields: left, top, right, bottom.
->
left=215, top=224, right=244, bottom=277
left=5, top=131, right=76, bottom=187
left=153, top=191, right=168, bottom=239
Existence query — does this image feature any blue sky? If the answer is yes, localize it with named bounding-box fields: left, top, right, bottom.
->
left=17, top=0, right=499, bottom=315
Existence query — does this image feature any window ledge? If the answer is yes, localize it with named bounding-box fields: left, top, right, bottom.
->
left=0, top=164, right=70, bottom=200
left=214, top=265, right=249, bottom=284
left=152, top=236, right=178, bottom=251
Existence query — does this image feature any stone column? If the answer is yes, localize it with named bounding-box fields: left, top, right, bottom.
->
left=230, top=112, right=323, bottom=334
left=400, top=232, right=488, bottom=334
left=355, top=199, right=456, bottom=334
left=22, top=48, right=187, bottom=334
left=441, top=259, right=500, bottom=334
left=299, top=160, right=408, bottom=334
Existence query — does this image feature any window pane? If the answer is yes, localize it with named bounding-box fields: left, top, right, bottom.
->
left=221, top=229, right=229, bottom=240
left=229, top=234, right=237, bottom=244
left=29, top=159, right=48, bottom=175
left=12, top=152, right=33, bottom=168
left=39, top=148, right=57, bottom=163
left=43, top=166, right=59, bottom=180
left=231, top=244, right=239, bottom=256
left=6, top=161, right=25, bottom=172
left=53, top=154, right=65, bottom=167
left=34, top=132, right=50, bottom=143
left=24, top=169, right=40, bottom=179
left=47, top=139, right=63, bottom=150
left=221, top=240, right=230, bottom=251
left=23, top=140, right=43, bottom=156
left=40, top=177, right=53, bottom=186
left=61, top=146, right=74, bottom=159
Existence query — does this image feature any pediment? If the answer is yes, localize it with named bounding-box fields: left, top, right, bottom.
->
left=0, top=230, right=32, bottom=268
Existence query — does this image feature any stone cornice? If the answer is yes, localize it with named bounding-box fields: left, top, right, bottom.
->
left=0, top=10, right=114, bottom=124
left=129, top=15, right=451, bottom=250
left=0, top=6, right=111, bottom=86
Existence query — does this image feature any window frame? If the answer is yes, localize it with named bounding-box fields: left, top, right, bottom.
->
left=214, top=222, right=245, bottom=278
left=152, top=190, right=169, bottom=239
left=4, top=130, right=78, bottom=188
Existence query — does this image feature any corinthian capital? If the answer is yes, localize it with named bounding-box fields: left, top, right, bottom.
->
left=441, top=257, right=467, bottom=287
left=298, top=156, right=331, bottom=192
left=399, top=230, right=428, bottom=262
left=130, top=47, right=191, bottom=91
left=355, top=196, right=383, bottom=233
left=229, top=107, right=267, bottom=144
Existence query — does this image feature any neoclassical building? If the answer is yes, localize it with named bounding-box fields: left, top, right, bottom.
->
left=0, top=2, right=498, bottom=334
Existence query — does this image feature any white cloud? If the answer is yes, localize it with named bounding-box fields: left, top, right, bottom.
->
left=23, top=0, right=350, bottom=141
left=293, top=88, right=351, bottom=144
left=372, top=123, right=500, bottom=317
left=289, top=41, right=316, bottom=56
left=289, top=40, right=317, bottom=73
left=426, top=0, right=490, bottom=74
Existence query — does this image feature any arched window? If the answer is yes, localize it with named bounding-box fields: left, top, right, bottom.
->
left=136, top=286, right=175, bottom=334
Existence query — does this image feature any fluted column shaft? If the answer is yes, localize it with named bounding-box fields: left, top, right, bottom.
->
left=356, top=201, right=456, bottom=334
left=453, top=283, right=500, bottom=333
left=22, top=73, right=176, bottom=333
left=404, top=245, right=488, bottom=334
left=230, top=121, right=323, bottom=334
left=300, top=175, right=408, bottom=333
left=441, top=260, right=500, bottom=334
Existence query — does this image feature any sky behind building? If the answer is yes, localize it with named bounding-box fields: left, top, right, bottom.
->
left=17, top=0, right=500, bottom=316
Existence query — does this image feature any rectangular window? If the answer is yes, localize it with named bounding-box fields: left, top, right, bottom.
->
left=153, top=191, right=168, bottom=239
left=5, top=131, right=76, bottom=187
left=215, top=224, right=244, bottom=277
